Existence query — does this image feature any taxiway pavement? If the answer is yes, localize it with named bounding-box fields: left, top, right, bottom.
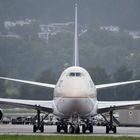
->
left=0, top=125, right=140, bottom=137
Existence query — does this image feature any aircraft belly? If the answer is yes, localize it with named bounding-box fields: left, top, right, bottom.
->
left=55, top=98, right=94, bottom=116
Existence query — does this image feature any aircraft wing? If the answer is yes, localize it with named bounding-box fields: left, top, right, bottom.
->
left=0, top=77, right=55, bottom=89
left=0, top=77, right=55, bottom=113
left=0, top=98, right=53, bottom=113
left=97, top=101, right=140, bottom=114
left=95, top=79, right=140, bottom=89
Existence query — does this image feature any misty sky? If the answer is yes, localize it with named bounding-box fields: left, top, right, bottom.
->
left=0, top=0, right=140, bottom=30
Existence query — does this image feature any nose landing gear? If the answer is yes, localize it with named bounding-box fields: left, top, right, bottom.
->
left=69, top=113, right=80, bottom=134
left=69, top=125, right=80, bottom=134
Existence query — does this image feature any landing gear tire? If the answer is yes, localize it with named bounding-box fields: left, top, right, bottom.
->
left=69, top=125, right=75, bottom=134
left=113, top=126, right=116, bottom=134
left=82, top=124, right=86, bottom=133
left=105, top=110, right=117, bottom=134
left=33, top=124, right=44, bottom=133
left=57, top=124, right=61, bottom=133
left=40, top=124, right=44, bottom=133
left=63, top=124, right=68, bottom=133
left=75, top=126, right=80, bottom=134
left=89, top=124, right=93, bottom=133
left=33, top=110, right=48, bottom=133
left=106, top=126, right=109, bottom=134
left=33, top=125, right=37, bottom=133
left=57, top=124, right=68, bottom=133
left=106, top=125, right=116, bottom=134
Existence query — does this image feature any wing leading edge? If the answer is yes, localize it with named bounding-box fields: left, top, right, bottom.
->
left=0, top=77, right=55, bottom=113
left=0, top=77, right=55, bottom=88
left=96, top=80, right=140, bottom=113
left=96, top=79, right=140, bottom=89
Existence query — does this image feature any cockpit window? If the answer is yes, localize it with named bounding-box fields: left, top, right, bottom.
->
left=69, top=72, right=81, bottom=77
left=76, top=73, right=81, bottom=76
left=69, top=72, right=75, bottom=76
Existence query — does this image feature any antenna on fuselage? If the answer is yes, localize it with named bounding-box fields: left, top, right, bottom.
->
left=73, top=4, right=79, bottom=66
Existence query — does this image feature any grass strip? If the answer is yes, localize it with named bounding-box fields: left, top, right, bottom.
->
left=0, top=135, right=139, bottom=140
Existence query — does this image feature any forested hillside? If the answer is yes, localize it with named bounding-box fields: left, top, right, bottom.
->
left=0, top=0, right=140, bottom=100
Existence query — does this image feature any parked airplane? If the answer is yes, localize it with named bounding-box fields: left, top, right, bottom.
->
left=0, top=4, right=140, bottom=134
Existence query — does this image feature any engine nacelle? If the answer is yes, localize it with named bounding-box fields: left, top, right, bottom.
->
left=0, top=109, right=3, bottom=121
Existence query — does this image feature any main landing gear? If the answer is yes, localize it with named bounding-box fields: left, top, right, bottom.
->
left=57, top=122, right=81, bottom=134
left=56, top=121, right=93, bottom=134
left=56, top=114, right=93, bottom=134
left=103, top=110, right=117, bottom=134
left=57, top=121, right=68, bottom=133
left=57, top=113, right=82, bottom=134
left=33, top=110, right=48, bottom=133
left=82, top=119, right=93, bottom=133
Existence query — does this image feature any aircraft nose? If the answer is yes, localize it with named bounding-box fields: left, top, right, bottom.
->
left=56, top=98, right=94, bottom=116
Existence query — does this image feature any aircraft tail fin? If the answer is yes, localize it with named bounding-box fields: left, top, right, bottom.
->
left=73, top=4, right=79, bottom=66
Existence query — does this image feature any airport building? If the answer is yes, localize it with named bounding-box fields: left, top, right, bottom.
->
left=119, top=110, right=140, bottom=126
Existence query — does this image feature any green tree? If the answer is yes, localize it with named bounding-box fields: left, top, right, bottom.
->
left=19, top=84, right=33, bottom=99
left=32, top=70, right=56, bottom=100
left=132, top=73, right=140, bottom=100
left=113, top=65, right=134, bottom=101
left=88, top=66, right=113, bottom=101
left=19, top=69, right=56, bottom=100
left=0, top=66, right=6, bottom=97
left=88, top=66, right=111, bottom=84
left=114, top=65, right=133, bottom=82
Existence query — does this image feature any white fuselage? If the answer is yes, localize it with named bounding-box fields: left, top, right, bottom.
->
left=53, top=66, right=98, bottom=118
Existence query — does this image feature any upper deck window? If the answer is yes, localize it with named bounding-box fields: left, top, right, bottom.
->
left=69, top=72, right=82, bottom=77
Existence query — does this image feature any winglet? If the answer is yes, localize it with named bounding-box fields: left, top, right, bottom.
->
left=73, top=4, right=79, bottom=66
